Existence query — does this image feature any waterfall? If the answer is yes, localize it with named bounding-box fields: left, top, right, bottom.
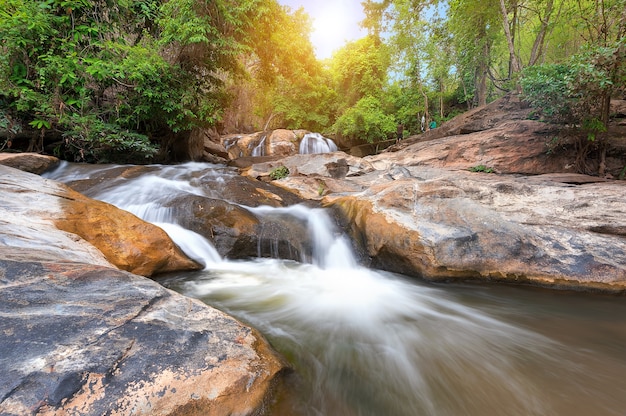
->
left=44, top=163, right=351, bottom=269
left=249, top=205, right=357, bottom=269
left=299, top=132, right=338, bottom=154
left=43, top=162, right=626, bottom=416
left=252, top=135, right=266, bottom=157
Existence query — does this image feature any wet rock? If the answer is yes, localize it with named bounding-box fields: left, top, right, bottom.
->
left=242, top=152, right=374, bottom=180
left=162, top=194, right=312, bottom=261
left=0, top=165, right=287, bottom=415
left=0, top=259, right=285, bottom=416
left=0, top=165, right=200, bottom=277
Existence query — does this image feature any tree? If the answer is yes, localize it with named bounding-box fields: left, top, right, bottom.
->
left=330, top=35, right=390, bottom=112
left=522, top=0, right=626, bottom=176
left=0, top=0, right=259, bottom=162
left=247, top=2, right=335, bottom=132
left=332, top=95, right=396, bottom=143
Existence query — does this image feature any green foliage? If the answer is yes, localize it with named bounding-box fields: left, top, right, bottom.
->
left=330, top=35, right=390, bottom=112
left=1, top=0, right=624, bottom=165
left=0, top=0, right=257, bottom=162
left=469, top=165, right=494, bottom=173
left=269, top=165, right=289, bottom=180
left=521, top=40, right=625, bottom=173
left=521, top=42, right=625, bottom=130
left=60, top=114, right=158, bottom=163
left=332, top=95, right=396, bottom=143
left=519, top=64, right=574, bottom=122
left=224, top=2, right=333, bottom=132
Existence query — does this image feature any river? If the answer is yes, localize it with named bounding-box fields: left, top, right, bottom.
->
left=44, top=162, right=626, bottom=416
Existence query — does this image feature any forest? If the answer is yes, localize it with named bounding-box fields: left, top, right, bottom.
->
left=0, top=0, right=624, bottom=163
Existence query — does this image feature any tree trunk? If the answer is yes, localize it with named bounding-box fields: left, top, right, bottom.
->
left=423, top=91, right=429, bottom=122
left=263, top=113, right=276, bottom=131
left=439, top=79, right=444, bottom=119
left=528, top=0, right=556, bottom=66
left=499, top=0, right=521, bottom=75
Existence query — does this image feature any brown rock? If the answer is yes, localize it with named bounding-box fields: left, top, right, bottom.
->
left=0, top=165, right=200, bottom=277
left=322, top=168, right=626, bottom=292
left=55, top=188, right=201, bottom=276
left=368, top=120, right=569, bottom=174
left=242, top=152, right=374, bottom=180
left=0, top=152, right=60, bottom=174
left=227, top=132, right=265, bottom=158
left=267, top=129, right=298, bottom=156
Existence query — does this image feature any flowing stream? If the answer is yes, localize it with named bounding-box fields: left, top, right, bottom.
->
left=44, top=163, right=626, bottom=416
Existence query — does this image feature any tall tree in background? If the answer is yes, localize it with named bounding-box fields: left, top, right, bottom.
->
left=221, top=1, right=336, bottom=133
left=520, top=0, right=625, bottom=174
left=448, top=0, right=501, bottom=106
left=329, top=34, right=393, bottom=142
left=0, top=0, right=259, bottom=162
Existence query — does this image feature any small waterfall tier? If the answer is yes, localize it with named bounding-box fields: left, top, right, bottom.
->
left=299, top=132, right=338, bottom=154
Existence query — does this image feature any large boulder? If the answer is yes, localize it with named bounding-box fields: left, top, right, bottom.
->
left=0, top=164, right=287, bottom=415
left=266, top=129, right=298, bottom=156
left=0, top=165, right=200, bottom=277
left=402, top=92, right=533, bottom=143
left=321, top=167, right=626, bottom=292
left=0, top=260, right=285, bottom=416
left=242, top=152, right=374, bottom=181
left=368, top=120, right=571, bottom=174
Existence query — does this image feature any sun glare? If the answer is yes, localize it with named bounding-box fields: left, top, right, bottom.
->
left=306, top=2, right=366, bottom=59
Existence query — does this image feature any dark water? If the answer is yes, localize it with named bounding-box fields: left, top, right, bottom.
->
left=45, top=162, right=626, bottom=416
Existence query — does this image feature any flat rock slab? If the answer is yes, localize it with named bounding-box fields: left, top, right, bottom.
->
left=0, top=259, right=284, bottom=415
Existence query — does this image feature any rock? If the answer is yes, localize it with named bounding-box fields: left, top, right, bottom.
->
left=219, top=130, right=341, bottom=160
left=0, top=152, right=60, bottom=174
left=0, top=165, right=200, bottom=277
left=0, top=259, right=285, bottom=416
left=242, top=152, right=374, bottom=180
left=161, top=195, right=257, bottom=259
left=43, top=162, right=315, bottom=262
left=611, top=99, right=626, bottom=117
left=147, top=188, right=313, bottom=261
left=0, top=165, right=287, bottom=415
left=197, top=128, right=230, bottom=161
left=367, top=120, right=570, bottom=174
left=273, top=176, right=366, bottom=201
left=267, top=129, right=298, bottom=156
left=402, top=92, right=533, bottom=143
left=321, top=167, right=626, bottom=292
left=225, top=132, right=265, bottom=159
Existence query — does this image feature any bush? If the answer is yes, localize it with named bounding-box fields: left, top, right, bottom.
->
left=520, top=42, right=625, bottom=174
left=269, top=166, right=289, bottom=180
left=60, top=115, right=158, bottom=163
left=332, top=95, right=396, bottom=143
left=468, top=165, right=494, bottom=173
left=520, top=64, right=575, bottom=122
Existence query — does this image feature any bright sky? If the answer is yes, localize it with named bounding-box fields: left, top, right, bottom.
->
left=278, top=0, right=367, bottom=60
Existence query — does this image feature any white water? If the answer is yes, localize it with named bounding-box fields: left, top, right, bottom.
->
left=252, top=135, right=267, bottom=157
left=299, top=132, right=338, bottom=154
left=44, top=162, right=626, bottom=416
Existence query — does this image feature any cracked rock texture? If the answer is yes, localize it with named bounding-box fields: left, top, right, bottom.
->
left=0, top=164, right=286, bottom=415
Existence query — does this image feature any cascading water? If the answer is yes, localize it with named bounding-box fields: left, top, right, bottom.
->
left=252, top=135, right=267, bottom=157
left=44, top=162, right=626, bottom=416
left=299, top=132, right=338, bottom=154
